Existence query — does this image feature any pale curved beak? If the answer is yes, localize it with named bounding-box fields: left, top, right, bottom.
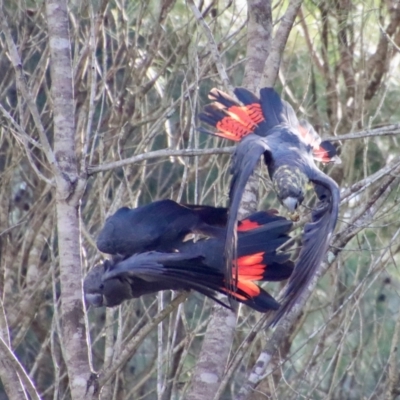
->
left=85, top=293, right=104, bottom=308
left=282, top=197, right=299, bottom=213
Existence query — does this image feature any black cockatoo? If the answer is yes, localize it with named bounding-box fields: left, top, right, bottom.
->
left=199, top=87, right=341, bottom=323
left=96, top=199, right=228, bottom=256
left=84, top=202, right=294, bottom=312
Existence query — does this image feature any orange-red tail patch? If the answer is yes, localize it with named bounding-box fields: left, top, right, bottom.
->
left=237, top=219, right=262, bottom=231
left=233, top=252, right=266, bottom=281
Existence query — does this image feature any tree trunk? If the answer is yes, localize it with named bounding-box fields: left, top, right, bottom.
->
left=46, top=1, right=93, bottom=398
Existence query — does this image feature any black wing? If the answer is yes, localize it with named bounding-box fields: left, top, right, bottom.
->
left=102, top=251, right=282, bottom=312
left=102, top=251, right=234, bottom=308
left=96, top=200, right=228, bottom=256
left=225, top=134, right=273, bottom=287
left=271, top=169, right=340, bottom=324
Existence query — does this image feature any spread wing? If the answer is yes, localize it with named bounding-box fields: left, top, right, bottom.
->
left=271, top=169, right=340, bottom=324
left=102, top=251, right=281, bottom=311
left=225, top=134, right=273, bottom=287
left=198, top=87, right=267, bottom=141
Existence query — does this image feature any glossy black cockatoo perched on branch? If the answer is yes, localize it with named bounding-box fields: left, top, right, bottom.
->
left=84, top=200, right=294, bottom=312
left=199, top=87, right=341, bottom=323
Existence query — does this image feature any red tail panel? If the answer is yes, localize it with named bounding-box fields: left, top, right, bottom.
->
left=237, top=219, right=262, bottom=231
left=223, top=279, right=260, bottom=300
left=216, top=115, right=253, bottom=141
left=237, top=210, right=280, bottom=232
left=236, top=279, right=261, bottom=298
left=214, top=104, right=264, bottom=141
left=313, top=141, right=341, bottom=164
left=298, top=122, right=320, bottom=147
left=235, top=252, right=265, bottom=281
left=237, top=252, right=264, bottom=266
left=200, top=88, right=264, bottom=142
left=313, top=147, right=332, bottom=163
left=298, top=120, right=341, bottom=164
left=223, top=279, right=281, bottom=312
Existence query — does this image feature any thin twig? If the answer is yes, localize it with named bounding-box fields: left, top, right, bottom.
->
left=0, top=6, right=57, bottom=171
left=0, top=336, right=42, bottom=400
left=187, top=0, right=234, bottom=94
left=236, top=168, right=400, bottom=400
left=98, top=292, right=189, bottom=387
left=88, top=146, right=233, bottom=174
left=325, top=124, right=400, bottom=142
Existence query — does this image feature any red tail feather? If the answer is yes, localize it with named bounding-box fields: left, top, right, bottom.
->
left=223, top=279, right=280, bottom=311
left=237, top=210, right=280, bottom=232
left=236, top=279, right=261, bottom=299
left=313, top=141, right=341, bottom=164
left=201, top=88, right=341, bottom=165
left=199, top=88, right=264, bottom=142
left=237, top=219, right=262, bottom=231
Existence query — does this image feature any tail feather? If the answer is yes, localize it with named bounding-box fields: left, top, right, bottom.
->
left=199, top=88, right=265, bottom=142
left=236, top=246, right=293, bottom=280
left=233, top=212, right=294, bottom=298
left=259, top=87, right=300, bottom=130
left=104, top=251, right=281, bottom=313
left=234, top=280, right=281, bottom=311
left=208, top=87, right=239, bottom=107
left=169, top=271, right=279, bottom=312
left=237, top=219, right=292, bottom=255
left=208, top=89, right=263, bottom=127
left=297, top=119, right=341, bottom=164
left=237, top=210, right=280, bottom=231
left=201, top=87, right=334, bottom=164
left=236, top=253, right=293, bottom=281
left=199, top=106, right=253, bottom=141
left=313, top=140, right=342, bottom=164
left=233, top=87, right=261, bottom=105
left=298, top=119, right=321, bottom=147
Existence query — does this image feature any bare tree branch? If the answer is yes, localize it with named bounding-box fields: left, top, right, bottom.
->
left=45, top=0, right=92, bottom=398
left=0, top=337, right=41, bottom=400
left=88, top=146, right=233, bottom=174
left=0, top=4, right=57, bottom=171
left=98, top=292, right=189, bottom=387
left=325, top=124, right=400, bottom=142
left=0, top=298, right=30, bottom=400
left=261, top=0, right=303, bottom=86
left=187, top=0, right=234, bottom=94
left=242, top=0, right=273, bottom=92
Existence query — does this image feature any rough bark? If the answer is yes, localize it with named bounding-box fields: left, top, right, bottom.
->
left=186, top=303, right=237, bottom=400
left=45, top=0, right=92, bottom=398
left=261, top=0, right=303, bottom=87
left=186, top=2, right=273, bottom=399
left=242, top=0, right=273, bottom=92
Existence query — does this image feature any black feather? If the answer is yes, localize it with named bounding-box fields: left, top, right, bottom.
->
left=271, top=170, right=340, bottom=324
left=96, top=200, right=227, bottom=256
